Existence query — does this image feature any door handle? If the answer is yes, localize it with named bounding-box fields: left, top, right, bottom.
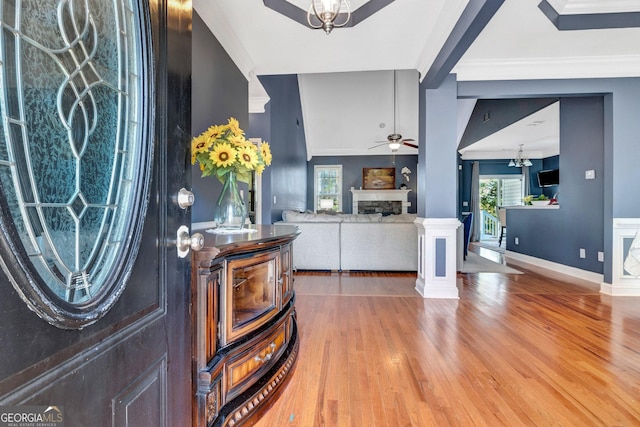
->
left=176, top=225, right=204, bottom=258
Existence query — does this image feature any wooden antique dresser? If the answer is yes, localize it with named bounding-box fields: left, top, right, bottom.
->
left=190, top=225, right=300, bottom=426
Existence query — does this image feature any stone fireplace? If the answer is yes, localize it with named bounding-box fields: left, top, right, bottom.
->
left=350, top=189, right=411, bottom=215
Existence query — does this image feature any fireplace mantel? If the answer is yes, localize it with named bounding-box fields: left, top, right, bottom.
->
left=350, top=189, right=411, bottom=215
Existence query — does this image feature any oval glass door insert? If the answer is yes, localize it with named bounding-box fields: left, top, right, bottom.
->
left=0, top=0, right=153, bottom=328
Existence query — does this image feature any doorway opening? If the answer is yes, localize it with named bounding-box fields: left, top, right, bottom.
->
left=479, top=175, right=523, bottom=246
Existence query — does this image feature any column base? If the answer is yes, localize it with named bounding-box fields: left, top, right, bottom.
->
left=414, top=217, right=460, bottom=299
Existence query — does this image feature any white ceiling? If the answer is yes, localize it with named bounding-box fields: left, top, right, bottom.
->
left=194, top=0, right=640, bottom=158
left=299, top=69, right=419, bottom=157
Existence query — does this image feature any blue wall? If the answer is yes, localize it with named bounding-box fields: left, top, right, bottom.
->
left=507, top=97, right=604, bottom=273
left=191, top=12, right=249, bottom=223
left=254, top=75, right=308, bottom=224
left=420, top=74, right=459, bottom=218
left=307, top=155, right=418, bottom=214
left=459, top=77, right=640, bottom=282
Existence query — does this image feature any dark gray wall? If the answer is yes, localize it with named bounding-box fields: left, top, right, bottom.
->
left=307, top=155, right=418, bottom=214
left=507, top=97, right=604, bottom=273
left=191, top=12, right=249, bottom=223
left=256, top=75, right=308, bottom=224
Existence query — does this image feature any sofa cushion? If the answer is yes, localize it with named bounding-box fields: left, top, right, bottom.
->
left=380, top=213, right=418, bottom=223
left=282, top=210, right=343, bottom=222
left=338, top=213, right=382, bottom=222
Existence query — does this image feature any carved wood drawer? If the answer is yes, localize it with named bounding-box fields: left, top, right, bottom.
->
left=224, top=321, right=287, bottom=401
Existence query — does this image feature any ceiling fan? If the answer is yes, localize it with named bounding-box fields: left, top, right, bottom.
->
left=369, top=70, right=418, bottom=152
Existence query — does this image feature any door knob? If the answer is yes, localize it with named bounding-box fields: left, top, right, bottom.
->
left=176, top=225, right=204, bottom=258
left=176, top=188, right=195, bottom=209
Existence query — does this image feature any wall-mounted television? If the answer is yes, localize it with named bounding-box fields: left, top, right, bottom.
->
left=537, top=168, right=559, bottom=187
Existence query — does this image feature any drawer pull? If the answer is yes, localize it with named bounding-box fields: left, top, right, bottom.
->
left=254, top=342, right=276, bottom=363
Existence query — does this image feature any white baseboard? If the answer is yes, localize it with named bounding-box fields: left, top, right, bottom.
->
left=505, top=251, right=604, bottom=285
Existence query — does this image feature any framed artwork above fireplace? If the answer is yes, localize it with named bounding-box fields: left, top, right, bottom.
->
left=363, top=167, right=395, bottom=190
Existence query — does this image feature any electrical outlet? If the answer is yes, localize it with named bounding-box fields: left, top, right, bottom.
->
left=598, top=251, right=604, bottom=262
left=514, top=237, right=519, bottom=245
left=585, top=170, right=596, bottom=180
left=273, top=195, right=277, bottom=204
left=580, top=248, right=586, bottom=259
left=463, top=201, right=468, bottom=207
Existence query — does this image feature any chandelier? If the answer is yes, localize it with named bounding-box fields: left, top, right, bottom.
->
left=508, top=144, right=533, bottom=167
left=307, top=0, right=352, bottom=34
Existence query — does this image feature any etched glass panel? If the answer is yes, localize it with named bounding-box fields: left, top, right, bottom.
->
left=0, top=0, right=152, bottom=327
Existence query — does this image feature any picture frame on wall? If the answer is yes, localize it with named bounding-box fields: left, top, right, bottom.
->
left=362, top=167, right=395, bottom=190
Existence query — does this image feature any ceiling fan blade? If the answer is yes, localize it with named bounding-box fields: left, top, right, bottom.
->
left=403, top=141, right=418, bottom=149
left=402, top=138, right=415, bottom=142
left=368, top=142, right=388, bottom=149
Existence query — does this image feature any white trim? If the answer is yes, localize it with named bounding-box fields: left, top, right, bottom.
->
left=453, top=55, right=640, bottom=82
left=459, top=148, right=557, bottom=160
left=249, top=95, right=270, bottom=114
left=505, top=250, right=604, bottom=284
left=248, top=71, right=270, bottom=114
left=249, top=138, right=264, bottom=224
left=193, top=0, right=255, bottom=79
left=610, top=218, right=640, bottom=296
left=414, top=218, right=460, bottom=299
left=547, top=0, right=640, bottom=15
left=313, top=165, right=343, bottom=212
left=297, top=75, right=313, bottom=161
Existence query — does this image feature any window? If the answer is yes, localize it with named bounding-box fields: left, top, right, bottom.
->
left=314, top=165, right=342, bottom=212
left=480, top=175, right=524, bottom=216
left=500, top=177, right=524, bottom=206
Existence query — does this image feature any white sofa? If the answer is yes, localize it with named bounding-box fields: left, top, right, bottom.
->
left=275, top=210, right=418, bottom=271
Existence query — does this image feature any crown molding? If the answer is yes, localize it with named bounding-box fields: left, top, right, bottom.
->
left=453, top=55, right=640, bottom=81
left=458, top=148, right=556, bottom=160
left=311, top=147, right=417, bottom=157
left=194, top=0, right=255, bottom=79
left=249, top=73, right=270, bottom=114
left=546, top=0, right=640, bottom=15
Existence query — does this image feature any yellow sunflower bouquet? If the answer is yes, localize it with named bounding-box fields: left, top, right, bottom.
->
left=191, top=117, right=272, bottom=183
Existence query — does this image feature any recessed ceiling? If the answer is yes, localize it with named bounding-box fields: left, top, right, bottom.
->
left=195, top=0, right=640, bottom=158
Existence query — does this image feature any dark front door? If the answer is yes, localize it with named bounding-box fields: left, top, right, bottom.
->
left=0, top=1, right=192, bottom=426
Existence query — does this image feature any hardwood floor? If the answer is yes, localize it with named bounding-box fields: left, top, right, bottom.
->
left=254, top=262, right=640, bottom=427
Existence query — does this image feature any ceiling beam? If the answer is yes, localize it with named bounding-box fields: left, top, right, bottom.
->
left=422, top=0, right=505, bottom=89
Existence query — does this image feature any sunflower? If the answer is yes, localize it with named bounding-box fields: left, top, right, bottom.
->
left=192, top=135, right=213, bottom=164
left=204, top=125, right=223, bottom=141
left=227, top=117, right=243, bottom=136
left=261, top=142, right=272, bottom=166
left=191, top=118, right=272, bottom=183
left=237, top=146, right=258, bottom=170
left=210, top=142, right=237, bottom=168
left=229, top=134, right=252, bottom=148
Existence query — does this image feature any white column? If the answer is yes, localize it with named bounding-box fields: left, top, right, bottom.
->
left=606, top=218, right=640, bottom=296
left=414, top=218, right=460, bottom=299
